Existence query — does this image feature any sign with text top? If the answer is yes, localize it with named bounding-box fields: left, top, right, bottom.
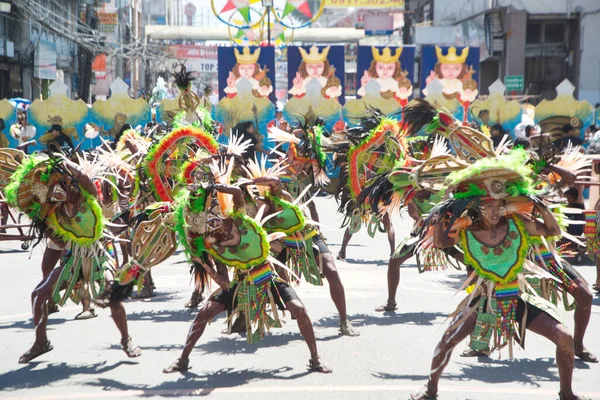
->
left=325, top=0, right=404, bottom=8
left=504, top=75, right=524, bottom=91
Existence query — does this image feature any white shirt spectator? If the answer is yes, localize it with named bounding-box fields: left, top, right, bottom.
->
left=11, top=124, right=36, bottom=145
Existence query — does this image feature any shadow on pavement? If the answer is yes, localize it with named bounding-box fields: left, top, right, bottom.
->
left=85, top=366, right=311, bottom=396
left=197, top=332, right=308, bottom=355
left=125, top=308, right=198, bottom=323
left=108, top=343, right=184, bottom=352
left=372, top=371, right=428, bottom=381
left=0, top=317, right=68, bottom=331
left=314, top=312, right=446, bottom=328
left=340, top=258, right=390, bottom=266
left=0, top=248, right=29, bottom=254
left=373, top=357, right=567, bottom=387
left=435, top=272, right=469, bottom=291
left=0, top=361, right=137, bottom=391
left=448, top=358, right=561, bottom=386
left=129, top=291, right=181, bottom=304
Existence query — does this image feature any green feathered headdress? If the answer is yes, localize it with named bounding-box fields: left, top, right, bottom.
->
left=4, top=155, right=59, bottom=218
left=444, top=148, right=535, bottom=200
left=310, top=125, right=328, bottom=170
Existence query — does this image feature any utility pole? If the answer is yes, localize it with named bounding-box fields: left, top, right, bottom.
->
left=116, top=0, right=125, bottom=80
left=78, top=0, right=97, bottom=102
left=402, top=0, right=413, bottom=45
left=262, top=0, right=273, bottom=46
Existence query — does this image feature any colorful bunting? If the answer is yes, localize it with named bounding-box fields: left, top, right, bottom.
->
left=282, top=0, right=312, bottom=19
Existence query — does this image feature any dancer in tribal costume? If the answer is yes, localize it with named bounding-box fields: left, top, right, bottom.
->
left=448, top=124, right=597, bottom=362
left=241, top=156, right=359, bottom=336
left=3, top=152, right=142, bottom=363
left=174, top=127, right=256, bottom=309
left=584, top=141, right=600, bottom=292
left=353, top=103, right=480, bottom=312
left=104, top=128, right=157, bottom=297
left=355, top=101, right=596, bottom=370
left=518, top=142, right=598, bottom=363
left=332, top=111, right=399, bottom=262
left=268, top=121, right=331, bottom=223
left=405, top=143, right=590, bottom=399
left=112, top=116, right=222, bottom=303
left=163, top=157, right=331, bottom=374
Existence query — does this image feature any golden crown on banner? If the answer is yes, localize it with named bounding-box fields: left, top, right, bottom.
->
left=299, top=45, right=330, bottom=63
left=435, top=46, right=469, bottom=64
left=372, top=47, right=402, bottom=63
left=234, top=47, right=261, bottom=64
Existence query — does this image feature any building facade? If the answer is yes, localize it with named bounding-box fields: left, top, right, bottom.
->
left=419, top=0, right=600, bottom=103
left=0, top=4, right=18, bottom=99
left=8, top=0, right=81, bottom=100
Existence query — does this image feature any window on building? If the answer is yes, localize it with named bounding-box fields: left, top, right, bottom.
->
left=544, top=23, right=565, bottom=43
left=526, top=22, right=541, bottom=43
left=525, top=18, right=577, bottom=100
left=0, top=15, right=6, bottom=38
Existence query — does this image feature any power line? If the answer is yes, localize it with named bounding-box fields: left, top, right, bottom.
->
left=12, top=0, right=167, bottom=60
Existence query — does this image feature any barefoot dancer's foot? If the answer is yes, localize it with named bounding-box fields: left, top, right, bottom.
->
left=74, top=309, right=97, bottom=320
left=48, top=304, right=59, bottom=314
left=93, top=298, right=110, bottom=308
left=19, top=341, right=54, bottom=363
left=593, top=282, right=600, bottom=292
left=574, top=345, right=598, bottom=363
left=410, top=384, right=438, bottom=400
left=138, top=286, right=153, bottom=299
left=375, top=300, right=397, bottom=312
left=184, top=290, right=203, bottom=308
left=307, top=358, right=332, bottom=373
left=230, top=316, right=246, bottom=333
left=121, top=336, right=142, bottom=358
left=339, top=319, right=360, bottom=336
left=336, top=252, right=346, bottom=261
left=460, top=348, right=491, bottom=357
left=163, top=357, right=190, bottom=373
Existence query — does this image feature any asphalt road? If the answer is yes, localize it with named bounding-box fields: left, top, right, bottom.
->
left=0, top=197, right=599, bottom=400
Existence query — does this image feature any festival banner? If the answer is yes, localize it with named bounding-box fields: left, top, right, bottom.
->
left=89, top=77, right=151, bottom=149
left=344, top=45, right=415, bottom=124
left=27, top=80, right=89, bottom=152
left=285, top=45, right=345, bottom=131
left=468, top=80, right=522, bottom=138
left=534, top=79, right=595, bottom=147
left=421, top=46, right=480, bottom=121
left=0, top=99, right=16, bottom=148
left=215, top=45, right=276, bottom=153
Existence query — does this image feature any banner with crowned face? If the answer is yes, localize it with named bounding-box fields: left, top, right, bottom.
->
left=421, top=46, right=479, bottom=100
left=344, top=46, right=416, bottom=125
left=215, top=46, right=276, bottom=153
left=284, top=45, right=345, bottom=131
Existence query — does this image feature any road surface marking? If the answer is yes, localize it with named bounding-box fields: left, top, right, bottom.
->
left=1, top=384, right=597, bottom=399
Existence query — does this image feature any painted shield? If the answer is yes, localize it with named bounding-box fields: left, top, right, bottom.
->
left=145, top=126, right=219, bottom=202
